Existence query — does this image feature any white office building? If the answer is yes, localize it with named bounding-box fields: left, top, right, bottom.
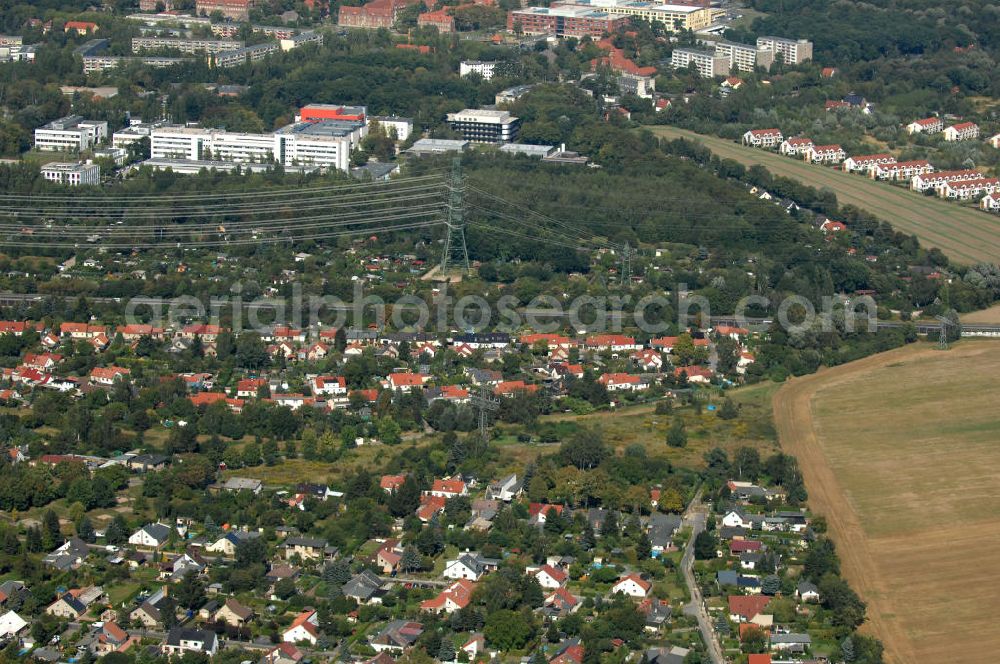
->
left=755, top=36, right=813, bottom=65
left=40, top=161, right=100, bottom=186
left=34, top=116, right=108, bottom=152
left=149, top=120, right=366, bottom=172
left=460, top=60, right=497, bottom=80
left=446, top=109, right=520, bottom=144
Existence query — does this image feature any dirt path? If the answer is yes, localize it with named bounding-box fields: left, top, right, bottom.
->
left=772, top=347, right=927, bottom=664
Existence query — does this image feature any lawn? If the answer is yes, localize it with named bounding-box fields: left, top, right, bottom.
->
left=773, top=340, right=1000, bottom=664
left=502, top=384, right=781, bottom=470
left=646, top=126, right=1000, bottom=265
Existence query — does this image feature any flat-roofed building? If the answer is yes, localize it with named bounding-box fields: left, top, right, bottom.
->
left=34, top=116, right=108, bottom=152
left=40, top=161, right=100, bottom=186
left=756, top=36, right=812, bottom=64
left=712, top=40, right=774, bottom=72
left=131, top=37, right=244, bottom=54
left=670, top=47, right=729, bottom=78
left=446, top=109, right=520, bottom=144
left=508, top=5, right=628, bottom=38
left=569, top=0, right=713, bottom=32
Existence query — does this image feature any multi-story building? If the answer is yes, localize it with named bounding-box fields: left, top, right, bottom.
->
left=842, top=153, right=894, bottom=174
left=980, top=192, right=1000, bottom=212
left=943, top=122, right=979, bottom=142
left=670, top=47, right=729, bottom=78
left=82, top=55, right=187, bottom=73
left=338, top=0, right=420, bottom=29
left=569, top=0, right=713, bottom=32
left=297, top=104, right=367, bottom=123
left=279, top=31, right=322, bottom=50
left=40, top=161, right=100, bottom=186
left=872, top=160, right=933, bottom=181
left=804, top=144, right=845, bottom=164
left=0, top=36, right=22, bottom=47
left=742, top=128, right=783, bottom=148
left=937, top=176, right=999, bottom=200
left=149, top=120, right=366, bottom=172
left=460, top=60, right=497, bottom=80
left=196, top=0, right=255, bottom=21
left=445, top=109, right=520, bottom=144
left=34, top=116, right=108, bottom=152
left=418, top=7, right=457, bottom=32
left=618, top=72, right=655, bottom=98
left=508, top=6, right=628, bottom=38
left=213, top=42, right=279, bottom=67
left=779, top=137, right=813, bottom=156
left=712, top=40, right=774, bottom=72
left=371, top=116, right=413, bottom=141
left=755, top=36, right=813, bottom=65
left=112, top=120, right=168, bottom=150
left=132, top=37, right=244, bottom=54
left=905, top=117, right=943, bottom=134
left=139, top=0, right=173, bottom=9
left=911, top=168, right=981, bottom=192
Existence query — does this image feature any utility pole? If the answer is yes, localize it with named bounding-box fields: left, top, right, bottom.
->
left=469, top=383, right=499, bottom=445
left=935, top=314, right=955, bottom=350
left=440, top=157, right=470, bottom=275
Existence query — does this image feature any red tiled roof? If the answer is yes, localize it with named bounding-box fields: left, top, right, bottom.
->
left=728, top=594, right=771, bottom=619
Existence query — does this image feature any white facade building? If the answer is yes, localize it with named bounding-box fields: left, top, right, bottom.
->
left=371, top=116, right=413, bottom=142
left=446, top=109, right=520, bottom=144
left=459, top=60, right=497, bottom=80
left=40, top=161, right=100, bottom=186
left=34, top=115, right=108, bottom=152
left=150, top=121, right=365, bottom=172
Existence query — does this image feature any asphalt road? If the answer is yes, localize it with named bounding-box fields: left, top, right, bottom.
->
left=681, top=490, right=725, bottom=664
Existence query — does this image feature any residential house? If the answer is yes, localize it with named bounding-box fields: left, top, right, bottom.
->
left=872, top=159, right=933, bottom=181
left=486, top=474, right=522, bottom=502
left=205, top=530, right=259, bottom=556
left=598, top=372, right=648, bottom=392
left=428, top=477, right=467, bottom=498
left=728, top=594, right=771, bottom=622
left=47, top=592, right=88, bottom=619
left=92, top=622, right=130, bottom=655
left=162, top=628, right=218, bottom=656
left=213, top=598, right=254, bottom=627
left=262, top=643, right=303, bottom=664
left=770, top=633, right=811, bottom=652
left=380, top=474, right=406, bottom=493
left=842, top=153, right=895, bottom=174
left=0, top=611, right=27, bottom=639
left=128, top=523, right=171, bottom=548
left=584, top=334, right=640, bottom=353
left=631, top=349, right=663, bottom=371
left=796, top=581, right=820, bottom=602
left=804, top=144, right=845, bottom=164
left=943, top=122, right=979, bottom=141
left=283, top=536, right=333, bottom=561
left=779, top=137, right=812, bottom=156
left=374, top=539, right=403, bottom=574
left=742, top=129, right=783, bottom=148
left=384, top=372, right=429, bottom=391
left=283, top=609, right=319, bottom=644
left=370, top=620, right=424, bottom=653
left=906, top=117, right=943, bottom=134
left=981, top=192, right=1000, bottom=212
left=419, top=579, right=476, bottom=613
left=610, top=574, right=651, bottom=598
left=534, top=564, right=568, bottom=589
left=543, top=588, right=580, bottom=616
left=640, top=598, right=672, bottom=631
left=443, top=552, right=499, bottom=581
left=89, top=366, right=130, bottom=386
left=342, top=571, right=386, bottom=604
left=43, top=536, right=90, bottom=571
left=214, top=477, right=263, bottom=494
left=311, top=375, right=347, bottom=396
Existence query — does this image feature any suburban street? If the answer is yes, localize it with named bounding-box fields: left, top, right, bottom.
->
left=681, top=489, right=725, bottom=664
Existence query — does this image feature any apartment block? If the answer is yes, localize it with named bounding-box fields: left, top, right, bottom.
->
left=712, top=40, right=774, bottom=72
left=804, top=144, right=845, bottom=164
left=906, top=117, right=943, bottom=134
left=911, top=169, right=981, bottom=192
left=82, top=55, right=187, bottom=73
left=508, top=6, right=628, bottom=38
left=943, top=122, right=979, bottom=141
left=132, top=37, right=245, bottom=54
left=742, top=128, right=783, bottom=148
left=670, top=47, right=729, bottom=78
left=40, top=161, right=100, bottom=186
left=34, top=115, right=108, bottom=152
left=446, top=109, right=520, bottom=144
left=755, top=36, right=813, bottom=64
left=213, top=42, right=279, bottom=67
